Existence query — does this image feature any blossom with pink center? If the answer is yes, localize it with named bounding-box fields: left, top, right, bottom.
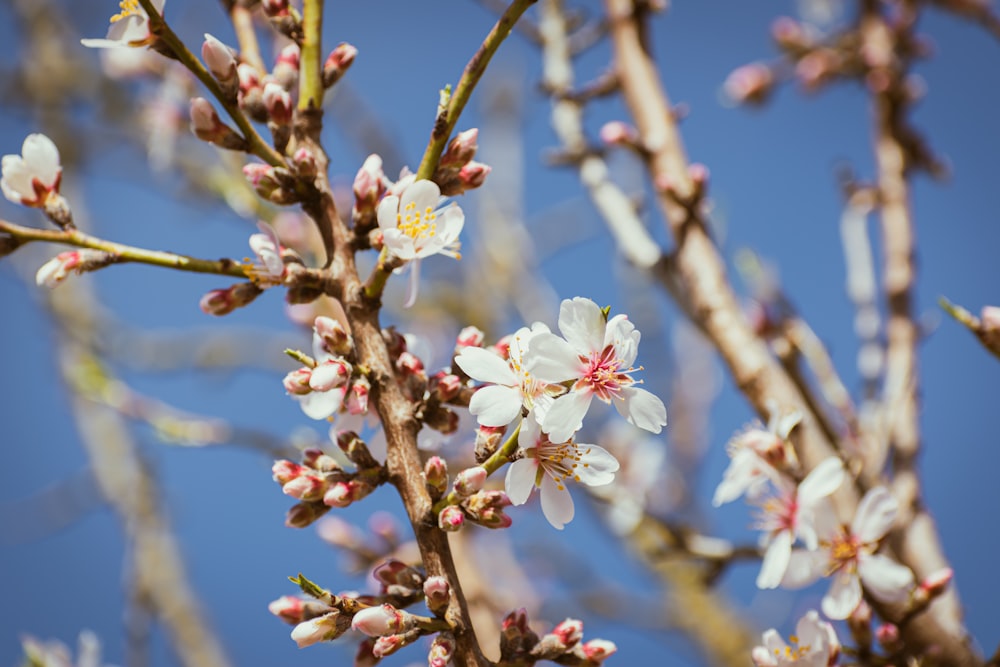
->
left=754, top=457, right=845, bottom=589
left=454, top=323, right=556, bottom=428
left=526, top=297, right=667, bottom=443
left=780, top=486, right=914, bottom=619
left=505, top=413, right=619, bottom=530
left=713, top=407, right=801, bottom=507
left=287, top=319, right=355, bottom=420
left=751, top=610, right=839, bottom=667
left=2, top=134, right=62, bottom=207
left=245, top=221, right=285, bottom=286
left=82, top=0, right=165, bottom=49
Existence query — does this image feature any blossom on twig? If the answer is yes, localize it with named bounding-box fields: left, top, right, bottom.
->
left=81, top=0, right=165, bottom=49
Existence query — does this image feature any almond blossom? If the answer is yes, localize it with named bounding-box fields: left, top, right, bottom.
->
left=751, top=610, right=839, bottom=667
left=712, top=407, right=801, bottom=507
left=285, top=318, right=353, bottom=420
left=454, top=323, right=556, bottom=428
left=82, top=0, right=165, bottom=49
left=754, top=457, right=845, bottom=589
left=780, top=486, right=914, bottom=619
left=505, top=413, right=619, bottom=530
left=526, top=297, right=667, bottom=443
left=244, top=221, right=285, bottom=286
left=376, top=179, right=463, bottom=307
left=2, top=134, right=62, bottom=207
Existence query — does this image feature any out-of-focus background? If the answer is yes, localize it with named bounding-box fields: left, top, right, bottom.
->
left=1, top=1, right=998, bottom=665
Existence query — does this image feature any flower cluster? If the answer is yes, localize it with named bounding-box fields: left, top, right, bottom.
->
left=715, top=405, right=914, bottom=620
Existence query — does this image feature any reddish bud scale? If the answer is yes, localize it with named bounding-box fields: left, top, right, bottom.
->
left=272, top=459, right=303, bottom=485
left=322, top=42, right=358, bottom=88
left=282, top=368, right=313, bottom=395
left=455, top=325, right=485, bottom=349
left=282, top=474, right=328, bottom=502
left=268, top=595, right=305, bottom=624
left=432, top=373, right=463, bottom=402
left=285, top=501, right=329, bottom=528
left=552, top=619, right=584, bottom=648
left=438, top=505, right=465, bottom=532
left=424, top=456, right=448, bottom=495
left=453, top=466, right=487, bottom=497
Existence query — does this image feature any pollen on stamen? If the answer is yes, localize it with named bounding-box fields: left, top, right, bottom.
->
left=111, top=0, right=141, bottom=22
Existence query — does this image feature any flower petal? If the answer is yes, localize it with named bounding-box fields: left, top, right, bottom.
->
left=756, top=529, right=792, bottom=589
left=852, top=486, right=897, bottom=543
left=298, top=388, right=344, bottom=420
left=614, top=386, right=667, bottom=434
left=797, top=457, right=845, bottom=505
left=557, top=297, right=605, bottom=353
left=859, top=553, right=914, bottom=603
left=526, top=333, right=585, bottom=383
left=504, top=458, right=537, bottom=506
left=822, top=569, right=862, bottom=620
left=780, top=548, right=827, bottom=589
left=468, top=384, right=523, bottom=427
left=376, top=195, right=401, bottom=230
left=573, top=444, right=619, bottom=487
left=455, top=346, right=517, bottom=385
left=401, top=178, right=440, bottom=212
left=604, top=314, right=640, bottom=367
left=540, top=390, right=593, bottom=444
left=539, top=473, right=574, bottom=529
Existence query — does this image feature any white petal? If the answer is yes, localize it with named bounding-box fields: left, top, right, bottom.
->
left=381, top=228, right=416, bottom=260
left=780, top=549, right=827, bottom=589
left=505, top=458, right=537, bottom=506
left=558, top=297, right=605, bottom=353
left=22, top=134, right=60, bottom=186
left=298, top=388, right=343, bottom=420
left=604, top=314, right=640, bottom=367
left=573, top=444, right=619, bottom=487
left=761, top=628, right=789, bottom=656
left=859, top=553, right=914, bottom=603
left=797, top=457, right=845, bottom=505
left=402, top=257, right=421, bottom=308
left=712, top=449, right=762, bottom=506
left=822, top=570, right=862, bottom=620
left=435, top=204, right=464, bottom=242
left=455, top=346, right=517, bottom=385
left=540, top=391, right=592, bottom=444
left=539, top=474, right=574, bottom=529
left=795, top=611, right=832, bottom=654
left=401, top=179, right=440, bottom=212
left=518, top=411, right=543, bottom=449
left=526, top=333, right=585, bottom=383
left=376, top=195, right=401, bottom=230
left=852, top=486, right=898, bottom=543
left=756, top=530, right=793, bottom=589
left=614, top=386, right=667, bottom=433
left=468, top=384, right=523, bottom=427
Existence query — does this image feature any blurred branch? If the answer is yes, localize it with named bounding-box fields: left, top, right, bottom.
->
left=940, top=297, right=1000, bottom=360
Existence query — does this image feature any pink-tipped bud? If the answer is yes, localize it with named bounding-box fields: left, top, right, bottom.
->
left=502, top=608, right=530, bottom=635
left=920, top=567, right=954, bottom=597
left=190, top=97, right=246, bottom=150
left=353, top=154, right=386, bottom=216
left=309, top=358, right=352, bottom=392
left=269, top=596, right=305, bottom=625
left=455, top=160, right=491, bottom=192
left=346, top=377, right=370, bottom=415
left=439, top=128, right=479, bottom=169
left=198, top=283, right=262, bottom=316
left=372, top=634, right=410, bottom=659
left=875, top=623, right=901, bottom=652
left=723, top=63, right=774, bottom=104
left=202, top=34, right=238, bottom=86
left=261, top=0, right=289, bottom=17
left=980, top=306, right=1000, bottom=331
left=423, top=576, right=451, bottom=612
left=314, top=316, right=353, bottom=355
left=438, top=505, right=465, bottom=532
left=272, top=459, right=303, bottom=485
left=473, top=507, right=512, bottom=529
left=243, top=162, right=280, bottom=198
left=35, top=250, right=81, bottom=288
left=475, top=424, right=506, bottom=461
left=552, top=619, right=584, bottom=648
left=351, top=604, right=410, bottom=637
left=282, top=474, right=328, bottom=502
left=284, top=501, right=329, bottom=528
left=455, top=325, right=485, bottom=349
left=428, top=633, right=455, bottom=667
left=283, top=368, right=313, bottom=395
left=772, top=17, right=807, bottom=49
left=290, top=612, right=346, bottom=648
left=581, top=639, right=617, bottom=662
left=424, top=456, right=448, bottom=496
left=273, top=44, right=300, bottom=89
left=292, top=146, right=318, bottom=178
left=453, top=466, right=487, bottom=498
left=396, top=351, right=424, bottom=376
left=432, top=373, right=462, bottom=402
left=796, top=50, right=835, bottom=91
left=263, top=81, right=293, bottom=125
left=323, top=481, right=352, bottom=507
left=323, top=42, right=357, bottom=88
left=599, top=121, right=638, bottom=146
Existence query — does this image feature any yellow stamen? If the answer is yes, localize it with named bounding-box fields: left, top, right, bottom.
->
left=111, top=0, right=142, bottom=23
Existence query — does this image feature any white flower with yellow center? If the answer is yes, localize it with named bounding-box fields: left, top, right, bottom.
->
left=82, top=0, right=165, bottom=49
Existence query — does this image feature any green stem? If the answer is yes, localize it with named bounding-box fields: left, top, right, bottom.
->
left=299, top=0, right=324, bottom=111
left=431, top=421, right=521, bottom=515
left=136, top=0, right=287, bottom=167
left=414, top=0, right=537, bottom=180
left=362, top=248, right=394, bottom=300
left=0, top=219, right=247, bottom=278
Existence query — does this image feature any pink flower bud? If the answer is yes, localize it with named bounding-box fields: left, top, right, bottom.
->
left=263, top=81, right=293, bottom=125
left=552, top=619, right=583, bottom=648
left=282, top=474, right=328, bottom=502
left=309, top=358, right=351, bottom=392
left=493, top=335, right=512, bottom=358
left=372, top=559, right=412, bottom=588
left=290, top=612, right=345, bottom=647
left=261, top=0, right=289, bottom=17
left=424, top=456, right=448, bottom=495
left=284, top=501, right=328, bottom=528
left=423, top=576, right=450, bottom=608
left=292, top=147, right=318, bottom=178
left=314, top=316, right=353, bottom=355
left=981, top=306, right=1000, bottom=331
left=581, top=638, right=617, bottom=662
left=202, top=34, right=238, bottom=83
left=428, top=633, right=455, bottom=667
left=453, top=466, right=487, bottom=498
left=353, top=154, right=386, bottom=215
left=502, top=608, right=529, bottom=635
left=919, top=567, right=954, bottom=597
left=346, top=377, right=370, bottom=415
left=432, top=373, right=462, bottom=402
left=438, top=505, right=465, bottom=532
left=243, top=163, right=280, bottom=197
left=199, top=288, right=234, bottom=316
left=268, top=595, right=305, bottom=624
left=723, top=63, right=773, bottom=104
left=351, top=604, right=410, bottom=637
left=456, top=160, right=491, bottom=192
left=190, top=97, right=220, bottom=135
left=455, top=325, right=485, bottom=349
left=875, top=623, right=901, bottom=651
left=323, top=481, right=352, bottom=507
left=276, top=42, right=300, bottom=69
left=396, top=351, right=424, bottom=376
left=475, top=425, right=506, bottom=460
left=283, top=368, right=313, bottom=395
left=272, top=459, right=303, bottom=485
left=772, top=17, right=806, bottom=48
left=323, top=42, right=357, bottom=87
left=439, top=128, right=479, bottom=168
left=599, top=121, right=638, bottom=145
left=372, top=634, right=409, bottom=659
left=35, top=251, right=82, bottom=288
left=473, top=507, right=512, bottom=529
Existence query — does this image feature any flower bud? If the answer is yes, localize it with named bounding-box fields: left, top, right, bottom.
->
left=428, top=633, right=455, bottom=667
left=723, top=63, right=773, bottom=105
left=238, top=63, right=267, bottom=122
left=283, top=474, right=328, bottom=502
left=475, top=424, right=506, bottom=462
left=599, top=121, right=638, bottom=146
left=424, top=456, right=448, bottom=496
left=772, top=17, right=808, bottom=50
left=272, top=44, right=300, bottom=90
left=455, top=325, right=485, bottom=349
left=263, top=81, right=293, bottom=125
left=875, top=623, right=901, bottom=652
left=439, top=128, right=479, bottom=169
left=35, top=251, right=81, bottom=288
left=581, top=638, right=617, bottom=662
left=290, top=612, right=347, bottom=647
left=323, top=42, right=357, bottom=88
left=283, top=368, right=313, bottom=396
left=190, top=98, right=248, bottom=151
left=453, top=466, right=487, bottom=498
left=269, top=596, right=305, bottom=625
left=353, top=154, right=386, bottom=217
left=423, top=576, right=451, bottom=614
left=322, top=481, right=352, bottom=507
left=261, top=0, right=289, bottom=16
left=472, top=506, right=512, bottom=529
left=346, top=377, right=370, bottom=415
left=396, top=351, right=424, bottom=376
left=552, top=619, right=583, bottom=648
left=336, top=431, right=380, bottom=469
left=372, top=633, right=411, bottom=658
left=981, top=306, right=1000, bottom=331
left=198, top=282, right=263, bottom=316
left=314, top=316, right=353, bottom=355
left=272, top=459, right=303, bottom=485
left=351, top=604, right=411, bottom=637
left=431, top=373, right=462, bottom=402
left=202, top=34, right=238, bottom=96
left=285, top=501, right=329, bottom=528
left=438, top=505, right=465, bottom=532
left=373, top=559, right=424, bottom=592
left=453, top=160, right=490, bottom=193
left=493, top=334, right=512, bottom=358
left=292, top=146, right=318, bottom=179
left=309, top=358, right=352, bottom=392
left=919, top=567, right=954, bottom=597
left=243, top=162, right=281, bottom=199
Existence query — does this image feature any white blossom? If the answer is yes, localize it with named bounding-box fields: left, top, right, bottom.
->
left=81, top=0, right=165, bottom=49
left=2, top=133, right=61, bottom=206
